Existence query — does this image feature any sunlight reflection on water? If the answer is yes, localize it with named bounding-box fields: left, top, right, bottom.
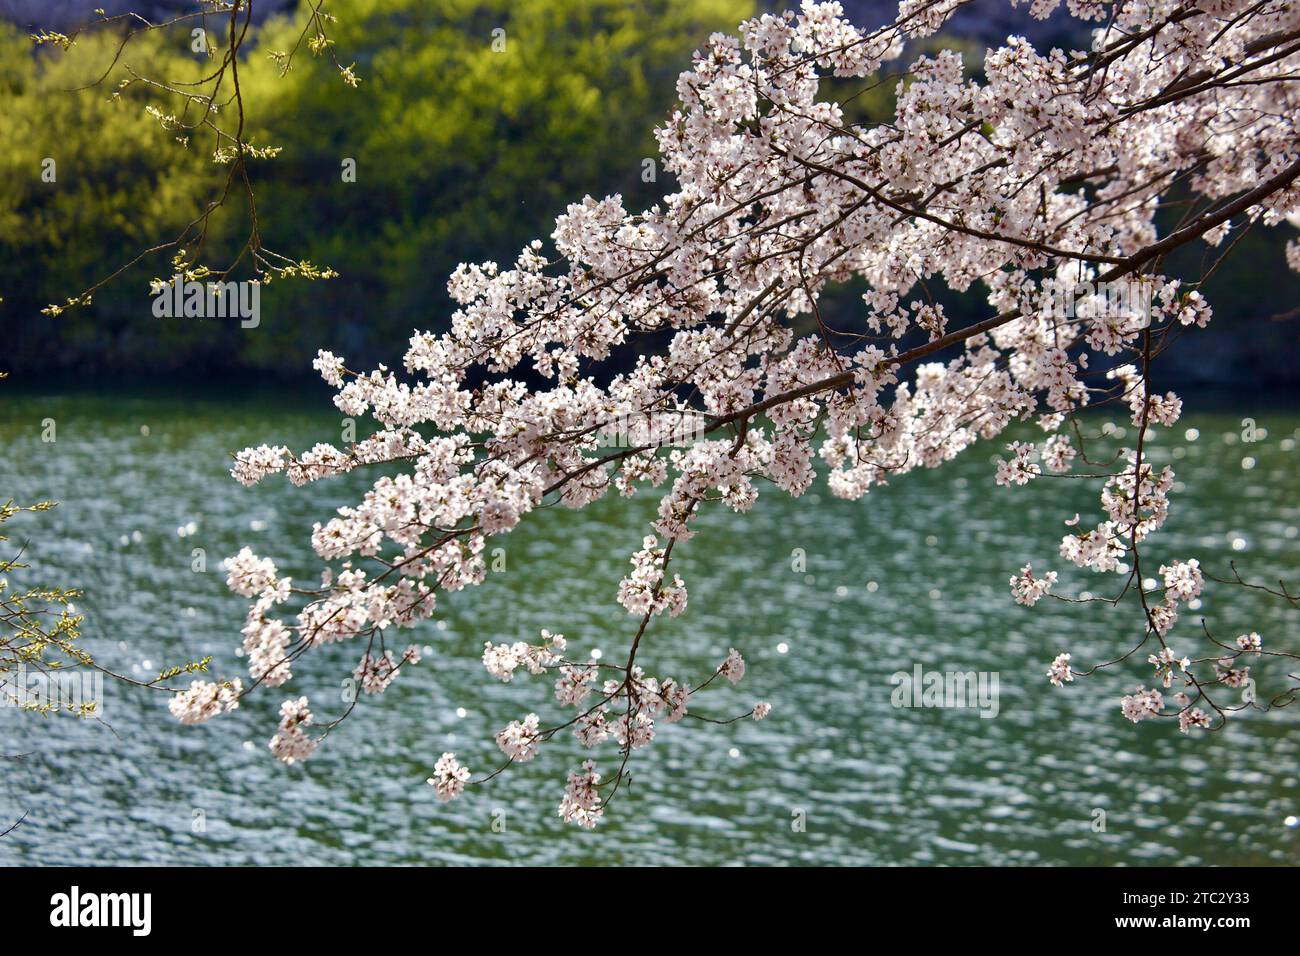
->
left=1, top=392, right=1297, bottom=865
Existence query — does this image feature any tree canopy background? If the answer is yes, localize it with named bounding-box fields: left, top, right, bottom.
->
left=0, top=0, right=753, bottom=376
left=1, top=0, right=1296, bottom=389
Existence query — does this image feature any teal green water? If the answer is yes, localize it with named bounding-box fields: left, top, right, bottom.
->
left=1, top=390, right=1297, bottom=865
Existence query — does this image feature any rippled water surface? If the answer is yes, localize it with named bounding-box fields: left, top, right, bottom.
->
left=1, top=389, right=1297, bottom=865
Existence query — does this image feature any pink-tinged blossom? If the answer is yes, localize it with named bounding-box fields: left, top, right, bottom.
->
left=195, top=0, right=1298, bottom=819
left=576, top=709, right=609, bottom=748
left=661, top=679, right=689, bottom=723
left=752, top=701, right=772, bottom=720
left=1046, top=653, right=1073, bottom=687
left=996, top=442, right=1041, bottom=486
left=1215, top=659, right=1251, bottom=689
left=1041, top=435, right=1075, bottom=473
left=482, top=641, right=524, bottom=682
left=1060, top=522, right=1124, bottom=573
left=497, top=713, right=542, bottom=762
left=481, top=633, right=559, bottom=683
left=554, top=665, right=595, bottom=707
left=242, top=616, right=292, bottom=687
left=1148, top=599, right=1179, bottom=638
left=230, top=445, right=290, bottom=487
left=1160, top=559, right=1203, bottom=602
left=610, top=711, right=656, bottom=750
left=224, top=548, right=279, bottom=597
left=353, top=647, right=417, bottom=695
left=168, top=679, right=243, bottom=724
left=1120, top=686, right=1164, bottom=724
left=719, top=648, right=746, bottom=686
left=1010, top=564, right=1057, bottom=606
left=1176, top=291, right=1212, bottom=328
left=1148, top=647, right=1191, bottom=689
left=1237, top=632, right=1263, bottom=654
left=617, top=536, right=688, bottom=617
left=312, top=350, right=346, bottom=388
left=558, top=761, right=603, bottom=829
left=1146, top=392, right=1184, bottom=428
left=428, top=752, right=470, bottom=801
left=269, top=696, right=319, bottom=764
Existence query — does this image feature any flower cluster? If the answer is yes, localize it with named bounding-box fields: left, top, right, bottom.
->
left=1148, top=647, right=1191, bottom=690
left=617, top=536, right=688, bottom=617
left=427, top=752, right=470, bottom=802
left=1046, top=653, right=1073, bottom=687
left=269, top=696, right=318, bottom=764
left=1120, top=686, right=1165, bottom=724
left=1011, top=564, right=1057, bottom=607
left=353, top=646, right=420, bottom=695
left=558, top=761, right=603, bottom=829
left=169, top=0, right=1299, bottom=818
left=477, top=644, right=755, bottom=823
left=168, top=679, right=243, bottom=725
left=482, top=631, right=566, bottom=682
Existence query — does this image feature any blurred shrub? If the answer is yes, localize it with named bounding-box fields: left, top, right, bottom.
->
left=0, top=23, right=227, bottom=372
left=0, top=0, right=752, bottom=376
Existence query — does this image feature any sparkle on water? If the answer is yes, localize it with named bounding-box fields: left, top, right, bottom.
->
left=1, top=390, right=1296, bottom=865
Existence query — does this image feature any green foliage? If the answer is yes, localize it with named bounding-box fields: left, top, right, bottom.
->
left=0, top=22, right=229, bottom=371
left=0, top=0, right=753, bottom=374
left=4, top=2, right=1290, bottom=383
left=0, top=493, right=213, bottom=718
left=237, top=0, right=753, bottom=372
left=0, top=499, right=93, bottom=716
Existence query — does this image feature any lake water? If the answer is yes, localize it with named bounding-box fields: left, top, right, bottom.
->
left=1, top=388, right=1297, bottom=865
